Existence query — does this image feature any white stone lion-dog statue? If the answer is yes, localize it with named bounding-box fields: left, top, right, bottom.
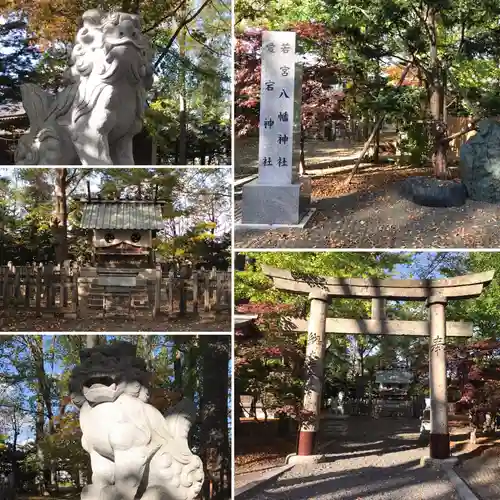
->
left=69, top=342, right=204, bottom=500
left=15, top=9, right=153, bottom=165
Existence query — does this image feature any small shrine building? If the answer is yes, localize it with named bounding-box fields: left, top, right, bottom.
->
left=80, top=194, right=165, bottom=268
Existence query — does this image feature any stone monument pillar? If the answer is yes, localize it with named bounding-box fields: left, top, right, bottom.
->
left=426, top=295, right=450, bottom=459
left=69, top=341, right=204, bottom=500
left=242, top=31, right=308, bottom=224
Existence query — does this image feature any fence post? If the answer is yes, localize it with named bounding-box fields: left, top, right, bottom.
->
left=44, top=264, right=54, bottom=311
left=35, top=265, right=42, bottom=316
left=2, top=266, right=10, bottom=308
left=25, top=265, right=33, bottom=308
left=204, top=271, right=211, bottom=312
left=168, top=270, right=174, bottom=313
left=192, top=270, right=199, bottom=314
left=224, top=272, right=231, bottom=306
left=72, top=263, right=79, bottom=314
left=13, top=265, right=20, bottom=304
left=179, top=278, right=186, bottom=316
left=215, top=271, right=223, bottom=311
left=78, top=275, right=90, bottom=319
left=154, top=265, right=161, bottom=318
left=62, top=260, right=71, bottom=307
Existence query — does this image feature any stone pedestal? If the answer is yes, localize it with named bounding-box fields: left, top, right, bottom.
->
left=242, top=180, right=309, bottom=224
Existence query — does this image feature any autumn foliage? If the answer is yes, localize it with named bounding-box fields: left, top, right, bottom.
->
left=235, top=25, right=344, bottom=137
left=448, top=339, right=500, bottom=414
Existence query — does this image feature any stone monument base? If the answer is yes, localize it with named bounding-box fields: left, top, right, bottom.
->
left=242, top=180, right=309, bottom=225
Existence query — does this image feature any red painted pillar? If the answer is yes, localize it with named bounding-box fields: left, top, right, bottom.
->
left=297, top=291, right=329, bottom=456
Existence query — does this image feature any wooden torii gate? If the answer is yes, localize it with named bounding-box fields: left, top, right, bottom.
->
left=260, top=265, right=495, bottom=461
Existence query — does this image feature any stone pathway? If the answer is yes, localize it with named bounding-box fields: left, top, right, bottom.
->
left=235, top=137, right=366, bottom=178
left=237, top=417, right=459, bottom=500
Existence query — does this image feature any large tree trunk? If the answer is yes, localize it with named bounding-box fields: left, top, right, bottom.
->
left=178, top=17, right=188, bottom=165
left=373, top=60, right=381, bottom=163
left=362, top=115, right=370, bottom=141
left=35, top=395, right=47, bottom=495
left=428, top=9, right=448, bottom=179
left=174, top=338, right=183, bottom=390
left=28, top=336, right=54, bottom=494
left=141, top=335, right=154, bottom=372
left=200, top=336, right=230, bottom=499
left=183, top=336, right=199, bottom=400
left=52, top=168, right=68, bottom=264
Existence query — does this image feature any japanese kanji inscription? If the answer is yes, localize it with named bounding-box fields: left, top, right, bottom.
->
left=258, top=31, right=296, bottom=185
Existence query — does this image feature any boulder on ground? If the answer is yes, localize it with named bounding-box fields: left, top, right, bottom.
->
left=399, top=176, right=467, bottom=207
left=460, top=119, right=500, bottom=202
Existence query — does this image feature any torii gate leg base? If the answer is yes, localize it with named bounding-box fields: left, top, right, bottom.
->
left=429, top=433, right=450, bottom=459
left=297, top=430, right=316, bottom=456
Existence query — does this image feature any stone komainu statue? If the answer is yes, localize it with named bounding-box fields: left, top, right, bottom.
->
left=15, top=9, right=154, bottom=165
left=69, top=342, right=204, bottom=500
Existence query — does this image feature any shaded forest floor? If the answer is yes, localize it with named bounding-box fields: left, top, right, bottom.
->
left=235, top=418, right=298, bottom=486
left=235, top=162, right=500, bottom=248
left=0, top=311, right=231, bottom=332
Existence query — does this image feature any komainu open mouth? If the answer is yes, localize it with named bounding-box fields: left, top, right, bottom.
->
left=84, top=376, right=116, bottom=390
left=82, top=375, right=122, bottom=404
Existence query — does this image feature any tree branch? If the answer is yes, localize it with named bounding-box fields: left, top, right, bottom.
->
left=187, top=27, right=226, bottom=57
left=144, top=1, right=186, bottom=33
left=457, top=17, right=466, bottom=57
left=440, top=123, right=476, bottom=144
left=154, top=0, right=213, bottom=70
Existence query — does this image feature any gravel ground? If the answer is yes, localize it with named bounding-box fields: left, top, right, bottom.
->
left=237, top=417, right=459, bottom=500
left=456, top=445, right=500, bottom=500
left=235, top=181, right=500, bottom=249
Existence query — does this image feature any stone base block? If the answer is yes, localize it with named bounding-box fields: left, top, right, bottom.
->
left=242, top=181, right=308, bottom=225
left=285, top=453, right=325, bottom=465
left=420, top=456, right=459, bottom=470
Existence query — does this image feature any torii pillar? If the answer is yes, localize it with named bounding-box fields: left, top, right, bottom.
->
left=297, top=291, right=329, bottom=456
left=427, top=294, right=449, bottom=459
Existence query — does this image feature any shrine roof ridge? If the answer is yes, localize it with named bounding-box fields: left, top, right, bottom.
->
left=80, top=198, right=167, bottom=204
left=80, top=201, right=164, bottom=230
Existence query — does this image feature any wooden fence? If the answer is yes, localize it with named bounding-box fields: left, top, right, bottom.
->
left=342, top=397, right=426, bottom=418
left=0, top=263, right=231, bottom=319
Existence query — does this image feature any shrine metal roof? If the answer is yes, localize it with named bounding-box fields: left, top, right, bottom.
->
left=80, top=201, right=165, bottom=230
